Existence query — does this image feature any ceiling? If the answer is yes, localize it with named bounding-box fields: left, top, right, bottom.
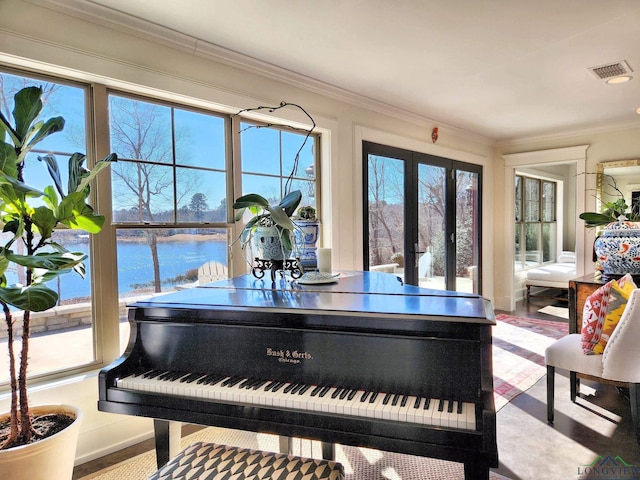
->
left=78, top=0, right=640, bottom=142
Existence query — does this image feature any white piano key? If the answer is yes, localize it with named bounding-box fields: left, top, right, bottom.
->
left=115, top=371, right=477, bottom=431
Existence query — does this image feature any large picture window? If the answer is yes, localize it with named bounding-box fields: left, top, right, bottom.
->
left=0, top=68, right=320, bottom=382
left=0, top=70, right=96, bottom=382
left=515, top=174, right=557, bottom=269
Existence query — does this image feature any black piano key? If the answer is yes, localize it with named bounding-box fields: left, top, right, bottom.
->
left=347, top=390, right=358, bottom=401
left=298, top=385, right=311, bottom=395
left=271, top=382, right=286, bottom=392
left=400, top=395, right=408, bottom=407
left=382, top=393, right=391, bottom=405
left=424, top=398, right=431, bottom=410
left=224, top=376, right=245, bottom=387
left=361, top=391, right=371, bottom=402
left=339, top=389, right=350, bottom=400
left=310, top=385, right=323, bottom=396
left=438, top=399, right=445, bottom=412
left=447, top=401, right=455, bottom=413
left=246, top=379, right=263, bottom=389
left=283, top=383, right=297, bottom=394
left=252, top=380, right=269, bottom=390
left=457, top=401, right=464, bottom=414
left=391, top=394, right=400, bottom=406
left=318, top=386, right=331, bottom=397
left=200, top=374, right=226, bottom=385
left=156, top=371, right=170, bottom=380
left=238, top=378, right=253, bottom=389
left=143, top=369, right=162, bottom=379
left=180, top=373, right=203, bottom=383
left=369, top=392, right=379, bottom=403
left=290, top=384, right=304, bottom=395
left=263, top=381, right=277, bottom=391
left=414, top=397, right=421, bottom=409
left=331, top=388, right=343, bottom=399
left=162, top=370, right=181, bottom=381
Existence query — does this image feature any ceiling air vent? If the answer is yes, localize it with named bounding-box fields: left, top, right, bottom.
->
left=589, top=60, right=633, bottom=80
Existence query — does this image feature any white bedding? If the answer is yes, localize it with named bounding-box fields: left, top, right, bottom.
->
left=526, top=262, right=576, bottom=286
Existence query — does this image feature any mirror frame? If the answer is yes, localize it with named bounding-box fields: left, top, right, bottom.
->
left=596, top=159, right=640, bottom=213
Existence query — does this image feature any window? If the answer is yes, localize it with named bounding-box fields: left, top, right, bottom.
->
left=0, top=70, right=96, bottom=382
left=0, top=68, right=320, bottom=381
left=515, top=174, right=557, bottom=269
left=240, top=120, right=317, bottom=209
left=107, top=93, right=231, bottom=352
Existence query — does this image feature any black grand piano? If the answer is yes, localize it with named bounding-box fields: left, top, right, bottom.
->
left=98, top=271, right=498, bottom=479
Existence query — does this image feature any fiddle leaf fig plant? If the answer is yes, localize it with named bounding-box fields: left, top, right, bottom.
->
left=0, top=86, right=116, bottom=449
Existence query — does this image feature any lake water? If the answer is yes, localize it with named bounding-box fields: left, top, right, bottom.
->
left=54, top=239, right=228, bottom=301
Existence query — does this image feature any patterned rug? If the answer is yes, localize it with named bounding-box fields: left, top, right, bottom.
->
left=492, top=314, right=568, bottom=410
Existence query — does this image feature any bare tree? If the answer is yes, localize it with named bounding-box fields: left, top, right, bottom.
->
left=367, top=156, right=404, bottom=266
left=109, top=96, right=194, bottom=292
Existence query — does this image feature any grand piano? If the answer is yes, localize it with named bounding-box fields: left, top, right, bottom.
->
left=98, top=271, right=498, bottom=479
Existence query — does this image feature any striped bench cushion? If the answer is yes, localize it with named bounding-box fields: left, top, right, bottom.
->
left=148, top=441, right=345, bottom=480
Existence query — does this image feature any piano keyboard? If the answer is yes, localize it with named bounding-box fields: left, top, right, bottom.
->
left=116, top=370, right=477, bottom=431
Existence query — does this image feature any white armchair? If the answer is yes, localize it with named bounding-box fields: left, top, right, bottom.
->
left=545, top=288, right=640, bottom=444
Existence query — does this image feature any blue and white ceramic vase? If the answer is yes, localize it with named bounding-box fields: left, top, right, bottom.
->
left=293, top=220, right=320, bottom=271
left=253, top=226, right=290, bottom=261
left=594, top=218, right=640, bottom=279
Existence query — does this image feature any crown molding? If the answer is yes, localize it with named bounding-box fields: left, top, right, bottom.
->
left=502, top=145, right=589, bottom=166
left=496, top=119, right=640, bottom=148
left=26, top=0, right=491, bottom=147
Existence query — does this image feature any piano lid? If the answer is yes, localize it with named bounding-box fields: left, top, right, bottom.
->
left=129, top=271, right=495, bottom=325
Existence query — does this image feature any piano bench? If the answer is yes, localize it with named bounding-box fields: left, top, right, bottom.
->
left=147, top=441, right=345, bottom=480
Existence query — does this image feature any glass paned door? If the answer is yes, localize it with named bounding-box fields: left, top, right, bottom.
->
left=366, top=153, right=405, bottom=270
left=455, top=170, right=481, bottom=293
left=364, top=142, right=482, bottom=294
left=417, top=164, right=447, bottom=290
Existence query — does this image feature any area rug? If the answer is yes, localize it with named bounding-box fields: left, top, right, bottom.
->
left=78, top=426, right=511, bottom=480
left=492, top=314, right=568, bottom=410
left=537, top=305, right=569, bottom=319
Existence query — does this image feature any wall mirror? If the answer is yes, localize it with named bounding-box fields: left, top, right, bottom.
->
left=597, top=159, right=640, bottom=216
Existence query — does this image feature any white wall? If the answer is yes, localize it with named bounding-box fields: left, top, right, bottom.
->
left=0, top=0, right=495, bottom=464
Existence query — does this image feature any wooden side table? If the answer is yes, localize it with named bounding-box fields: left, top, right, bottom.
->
left=568, top=273, right=628, bottom=388
left=568, top=273, right=604, bottom=334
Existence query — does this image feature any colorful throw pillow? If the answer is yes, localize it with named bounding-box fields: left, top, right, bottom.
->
left=592, top=274, right=637, bottom=354
left=581, top=281, right=612, bottom=354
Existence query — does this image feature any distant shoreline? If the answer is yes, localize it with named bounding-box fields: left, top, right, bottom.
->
left=116, top=233, right=227, bottom=244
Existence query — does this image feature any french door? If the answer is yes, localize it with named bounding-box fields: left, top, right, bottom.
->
left=363, top=142, right=482, bottom=293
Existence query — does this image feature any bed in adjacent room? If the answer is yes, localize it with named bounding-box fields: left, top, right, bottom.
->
left=525, top=251, right=576, bottom=303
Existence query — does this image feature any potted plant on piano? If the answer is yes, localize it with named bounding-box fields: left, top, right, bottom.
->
left=0, top=86, right=115, bottom=479
left=232, top=189, right=303, bottom=280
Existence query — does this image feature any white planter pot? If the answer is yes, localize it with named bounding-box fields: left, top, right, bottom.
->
left=0, top=404, right=82, bottom=480
left=253, top=226, right=290, bottom=260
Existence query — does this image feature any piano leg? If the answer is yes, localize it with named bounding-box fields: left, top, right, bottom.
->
left=464, top=460, right=490, bottom=480
left=278, top=436, right=334, bottom=461
left=278, top=436, right=292, bottom=454
left=321, top=442, right=335, bottom=460
left=153, top=419, right=181, bottom=468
